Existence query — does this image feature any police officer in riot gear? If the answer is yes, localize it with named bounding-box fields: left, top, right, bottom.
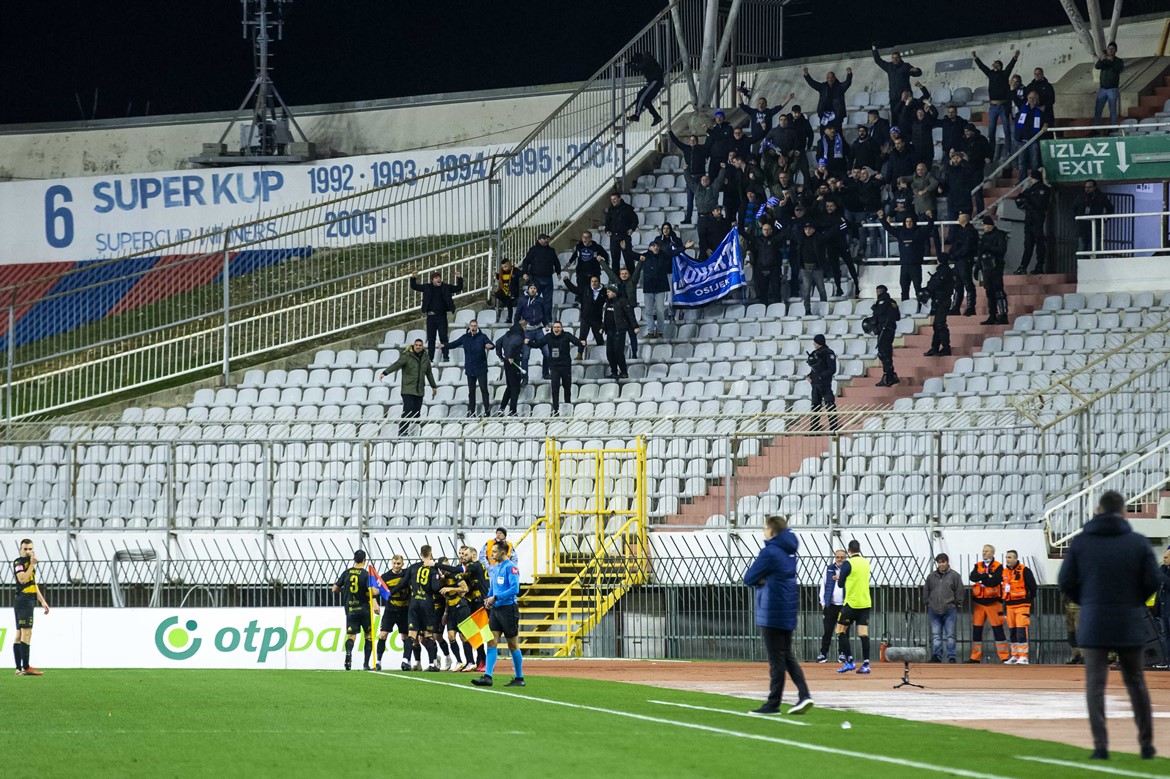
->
left=1014, top=167, right=1051, bottom=274
left=806, top=334, right=839, bottom=431
left=923, top=255, right=956, bottom=356
left=947, top=211, right=979, bottom=316
left=976, top=215, right=1009, bottom=325
left=866, top=285, right=902, bottom=387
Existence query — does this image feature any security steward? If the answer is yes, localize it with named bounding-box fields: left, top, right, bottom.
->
left=976, top=215, right=1009, bottom=325
left=923, top=255, right=956, bottom=357
left=1002, top=549, right=1037, bottom=664
left=806, top=334, right=839, bottom=432
left=967, top=544, right=1010, bottom=663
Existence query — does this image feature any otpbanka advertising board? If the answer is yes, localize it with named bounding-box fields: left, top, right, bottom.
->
left=0, top=609, right=396, bottom=668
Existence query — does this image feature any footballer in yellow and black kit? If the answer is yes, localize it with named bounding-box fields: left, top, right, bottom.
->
left=332, top=550, right=378, bottom=671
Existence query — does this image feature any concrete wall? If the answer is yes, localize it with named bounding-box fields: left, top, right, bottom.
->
left=0, top=83, right=578, bottom=182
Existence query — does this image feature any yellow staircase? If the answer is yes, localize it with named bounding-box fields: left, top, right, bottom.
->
left=513, top=437, right=649, bottom=657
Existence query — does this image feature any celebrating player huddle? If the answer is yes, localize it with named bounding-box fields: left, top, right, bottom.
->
left=333, top=544, right=493, bottom=675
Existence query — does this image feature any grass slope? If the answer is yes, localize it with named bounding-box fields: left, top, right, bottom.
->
left=9, top=669, right=1169, bottom=778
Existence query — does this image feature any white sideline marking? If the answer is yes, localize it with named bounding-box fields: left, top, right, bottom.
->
left=374, top=671, right=1011, bottom=779
left=647, top=699, right=809, bottom=726
left=1017, top=756, right=1167, bottom=777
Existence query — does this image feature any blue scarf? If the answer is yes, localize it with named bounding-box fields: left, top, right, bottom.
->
left=820, top=132, right=843, bottom=160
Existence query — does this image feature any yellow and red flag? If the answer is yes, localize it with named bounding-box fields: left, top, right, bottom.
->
left=458, top=608, right=493, bottom=648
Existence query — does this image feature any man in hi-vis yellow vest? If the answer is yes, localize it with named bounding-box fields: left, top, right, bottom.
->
left=834, top=539, right=873, bottom=674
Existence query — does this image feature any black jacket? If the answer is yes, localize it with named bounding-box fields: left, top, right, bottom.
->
left=526, top=330, right=582, bottom=368
left=974, top=55, right=1018, bottom=102
left=806, top=345, right=837, bottom=383
left=925, top=262, right=955, bottom=302
left=1016, top=181, right=1052, bottom=217
left=939, top=116, right=966, bottom=157
left=850, top=136, right=882, bottom=171
left=739, top=102, right=785, bottom=139
left=795, top=231, right=826, bottom=271
left=410, top=276, right=463, bottom=314
left=629, top=52, right=663, bottom=83
left=668, top=131, right=709, bottom=177
left=521, top=243, right=561, bottom=279
left=789, top=113, right=815, bottom=150
left=698, top=215, right=733, bottom=256
left=977, top=228, right=1009, bottom=274
left=494, top=324, right=526, bottom=364
left=963, top=131, right=993, bottom=171
left=872, top=292, right=901, bottom=330
left=751, top=232, right=785, bottom=272
left=1074, top=189, right=1114, bottom=221
left=947, top=223, right=979, bottom=261
left=873, top=50, right=923, bottom=101
left=640, top=248, right=673, bottom=294
left=884, top=143, right=918, bottom=182
left=568, top=241, right=610, bottom=288
left=563, top=278, right=606, bottom=325
left=804, top=72, right=852, bottom=121
left=601, top=296, right=635, bottom=334
left=867, top=117, right=891, bottom=148
left=942, top=158, right=977, bottom=204
left=604, top=200, right=639, bottom=236
left=704, top=121, right=735, bottom=161
left=1026, top=78, right=1056, bottom=117
left=881, top=214, right=934, bottom=267
left=1059, top=512, right=1160, bottom=648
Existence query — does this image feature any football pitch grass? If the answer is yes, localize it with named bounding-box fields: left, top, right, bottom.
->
left=12, top=669, right=1170, bottom=778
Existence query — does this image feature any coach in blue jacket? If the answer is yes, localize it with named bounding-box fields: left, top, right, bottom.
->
left=743, top=515, right=813, bottom=715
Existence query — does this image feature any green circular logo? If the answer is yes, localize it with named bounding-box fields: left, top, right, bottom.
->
left=155, top=617, right=202, bottom=660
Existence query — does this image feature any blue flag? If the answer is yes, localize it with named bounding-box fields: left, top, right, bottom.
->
left=671, top=227, right=746, bottom=307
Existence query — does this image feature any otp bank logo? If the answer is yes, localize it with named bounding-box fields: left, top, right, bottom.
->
left=155, top=617, right=202, bottom=660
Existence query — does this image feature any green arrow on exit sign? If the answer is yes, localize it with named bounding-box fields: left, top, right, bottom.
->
left=1041, top=134, right=1170, bottom=182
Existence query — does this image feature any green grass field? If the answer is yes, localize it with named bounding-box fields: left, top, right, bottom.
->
left=9, top=669, right=1169, bottom=778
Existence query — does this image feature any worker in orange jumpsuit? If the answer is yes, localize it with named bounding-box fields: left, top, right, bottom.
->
left=967, top=544, right=1009, bottom=663
left=1002, top=549, right=1038, bottom=664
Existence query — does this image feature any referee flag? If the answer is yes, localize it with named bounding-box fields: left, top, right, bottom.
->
left=458, top=608, right=493, bottom=649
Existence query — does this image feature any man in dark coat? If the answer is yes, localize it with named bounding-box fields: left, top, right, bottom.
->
left=603, top=192, right=639, bottom=263
left=805, top=334, right=838, bottom=432
left=872, top=46, right=923, bottom=118
left=409, top=269, right=464, bottom=362
left=743, top=515, right=813, bottom=716
left=880, top=212, right=935, bottom=302
left=976, top=215, right=1009, bottom=324
left=1014, top=168, right=1052, bottom=274
left=513, top=284, right=550, bottom=381
left=1058, top=490, right=1159, bottom=761
left=750, top=221, right=786, bottom=306
left=698, top=205, right=733, bottom=258
left=442, top=320, right=495, bottom=417
left=520, top=234, right=561, bottom=324
left=1156, top=548, right=1170, bottom=669
left=923, top=255, right=956, bottom=356
left=946, top=211, right=979, bottom=316
left=963, top=124, right=993, bottom=213
left=567, top=231, right=611, bottom=293
left=493, top=321, right=527, bottom=416
left=600, top=287, right=636, bottom=379
left=625, top=51, right=664, bottom=125
left=667, top=131, right=709, bottom=224
left=802, top=66, right=852, bottom=128
left=870, top=285, right=901, bottom=387
left=525, top=321, right=583, bottom=416
left=563, top=274, right=606, bottom=361
left=1073, top=179, right=1114, bottom=253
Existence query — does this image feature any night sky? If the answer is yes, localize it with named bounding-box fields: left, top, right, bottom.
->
left=0, top=0, right=1155, bottom=125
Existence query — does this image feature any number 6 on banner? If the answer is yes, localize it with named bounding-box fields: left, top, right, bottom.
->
left=44, top=185, right=74, bottom=249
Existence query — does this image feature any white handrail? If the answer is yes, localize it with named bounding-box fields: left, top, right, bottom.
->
left=1045, top=436, right=1170, bottom=549
left=1048, top=122, right=1170, bottom=134
left=1075, top=210, right=1170, bottom=221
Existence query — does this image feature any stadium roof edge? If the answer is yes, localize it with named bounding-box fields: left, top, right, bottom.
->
left=0, top=78, right=585, bottom=138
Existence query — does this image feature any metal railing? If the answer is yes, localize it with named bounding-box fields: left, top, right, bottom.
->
left=1, top=163, right=502, bottom=421
left=1077, top=210, right=1170, bottom=259
left=491, top=0, right=697, bottom=260
left=1045, top=436, right=1170, bottom=548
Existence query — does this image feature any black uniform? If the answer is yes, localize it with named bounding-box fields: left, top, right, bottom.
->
left=379, top=566, right=410, bottom=637
left=924, top=261, right=956, bottom=355
left=604, top=199, right=639, bottom=265
left=806, top=345, right=839, bottom=431
left=563, top=278, right=606, bottom=357
left=871, top=291, right=902, bottom=385
left=13, top=556, right=37, bottom=630
left=391, top=561, right=442, bottom=635
left=977, top=227, right=1010, bottom=324
left=335, top=565, right=374, bottom=637
left=601, top=296, right=636, bottom=378
left=409, top=276, right=464, bottom=361
left=947, top=222, right=980, bottom=315
left=750, top=231, right=786, bottom=306
left=463, top=559, right=489, bottom=613
left=1015, top=179, right=1051, bottom=274
left=527, top=329, right=583, bottom=414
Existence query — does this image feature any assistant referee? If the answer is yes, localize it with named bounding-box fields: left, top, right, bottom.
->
left=472, top=544, right=525, bottom=688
